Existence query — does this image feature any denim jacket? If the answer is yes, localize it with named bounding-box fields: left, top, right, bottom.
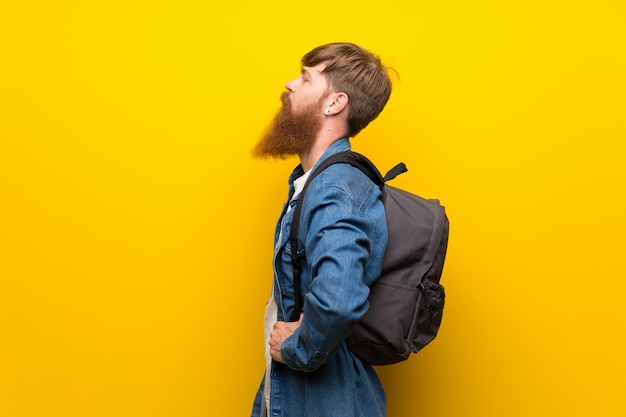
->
left=252, top=139, right=388, bottom=417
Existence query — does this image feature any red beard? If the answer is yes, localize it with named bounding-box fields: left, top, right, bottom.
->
left=252, top=92, right=323, bottom=159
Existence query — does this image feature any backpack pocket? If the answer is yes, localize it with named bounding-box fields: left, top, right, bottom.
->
left=347, top=279, right=421, bottom=365
left=411, top=280, right=445, bottom=352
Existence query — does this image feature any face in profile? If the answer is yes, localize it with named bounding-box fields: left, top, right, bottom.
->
left=253, top=65, right=329, bottom=159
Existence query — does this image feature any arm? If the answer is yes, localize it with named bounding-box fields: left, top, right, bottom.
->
left=278, top=173, right=385, bottom=372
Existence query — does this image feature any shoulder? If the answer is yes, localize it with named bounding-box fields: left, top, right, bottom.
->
left=308, top=163, right=381, bottom=213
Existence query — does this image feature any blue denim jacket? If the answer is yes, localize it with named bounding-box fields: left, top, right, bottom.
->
left=252, top=139, right=388, bottom=417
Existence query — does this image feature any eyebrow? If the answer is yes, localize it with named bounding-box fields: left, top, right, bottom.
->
left=301, top=68, right=312, bottom=78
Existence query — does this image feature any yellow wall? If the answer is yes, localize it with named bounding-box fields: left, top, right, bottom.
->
left=1, top=1, right=624, bottom=416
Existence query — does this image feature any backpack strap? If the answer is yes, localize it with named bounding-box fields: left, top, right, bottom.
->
left=288, top=151, right=406, bottom=321
left=383, top=162, right=408, bottom=182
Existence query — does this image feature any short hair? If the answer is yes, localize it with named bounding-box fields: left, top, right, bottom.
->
left=302, top=42, right=393, bottom=137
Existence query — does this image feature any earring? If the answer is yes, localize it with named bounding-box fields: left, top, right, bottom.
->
left=324, top=108, right=331, bottom=115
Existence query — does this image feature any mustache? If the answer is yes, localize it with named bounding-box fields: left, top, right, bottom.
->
left=280, top=91, right=291, bottom=106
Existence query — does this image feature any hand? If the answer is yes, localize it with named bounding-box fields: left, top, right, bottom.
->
left=269, top=314, right=303, bottom=364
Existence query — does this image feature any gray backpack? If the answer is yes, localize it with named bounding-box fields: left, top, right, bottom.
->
left=289, top=151, right=449, bottom=365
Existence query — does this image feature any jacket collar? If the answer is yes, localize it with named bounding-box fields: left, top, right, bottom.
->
left=288, top=137, right=351, bottom=185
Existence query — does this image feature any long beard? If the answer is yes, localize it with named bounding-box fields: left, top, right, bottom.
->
left=252, top=92, right=323, bottom=159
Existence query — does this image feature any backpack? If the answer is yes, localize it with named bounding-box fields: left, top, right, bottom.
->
left=289, top=151, right=449, bottom=365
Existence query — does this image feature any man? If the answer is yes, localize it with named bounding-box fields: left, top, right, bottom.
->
left=251, top=42, right=393, bottom=417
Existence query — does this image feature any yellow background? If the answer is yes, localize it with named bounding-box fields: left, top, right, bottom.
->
left=1, top=1, right=625, bottom=416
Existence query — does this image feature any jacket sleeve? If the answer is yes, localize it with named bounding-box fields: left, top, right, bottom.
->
left=280, top=170, right=385, bottom=372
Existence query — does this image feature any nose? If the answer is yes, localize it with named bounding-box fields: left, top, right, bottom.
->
left=285, top=77, right=298, bottom=92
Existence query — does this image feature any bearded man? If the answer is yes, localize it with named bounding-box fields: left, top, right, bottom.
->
left=251, top=42, right=393, bottom=417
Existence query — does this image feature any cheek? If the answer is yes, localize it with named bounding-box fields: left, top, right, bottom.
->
left=292, top=97, right=311, bottom=114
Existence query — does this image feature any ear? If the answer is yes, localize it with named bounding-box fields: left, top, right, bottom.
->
left=326, top=92, right=349, bottom=115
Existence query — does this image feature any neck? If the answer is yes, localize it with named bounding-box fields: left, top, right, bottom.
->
left=299, top=126, right=348, bottom=172
left=299, top=145, right=328, bottom=173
